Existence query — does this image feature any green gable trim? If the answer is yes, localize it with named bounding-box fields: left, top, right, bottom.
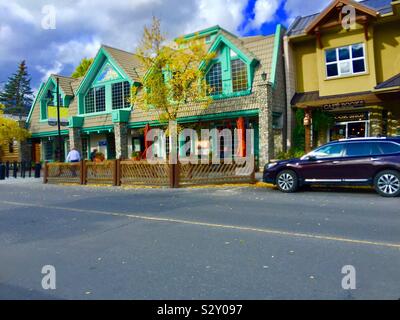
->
left=69, top=116, right=84, bottom=128
left=27, top=82, right=45, bottom=125
left=201, top=33, right=257, bottom=70
left=75, top=46, right=135, bottom=116
left=127, top=109, right=259, bottom=129
left=181, top=25, right=221, bottom=41
left=270, top=24, right=284, bottom=89
left=112, top=109, right=131, bottom=123
left=81, top=125, right=114, bottom=134
left=94, top=62, right=123, bottom=85
left=210, top=88, right=252, bottom=100
left=31, top=130, right=69, bottom=138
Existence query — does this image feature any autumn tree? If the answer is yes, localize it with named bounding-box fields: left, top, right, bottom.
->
left=0, top=61, right=34, bottom=118
left=0, top=103, right=30, bottom=149
left=71, top=57, right=94, bottom=78
left=132, top=17, right=215, bottom=131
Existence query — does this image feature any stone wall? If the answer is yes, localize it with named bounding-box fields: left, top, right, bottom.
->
left=114, top=122, right=128, bottom=159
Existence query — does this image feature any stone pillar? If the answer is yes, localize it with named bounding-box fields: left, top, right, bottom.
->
left=369, top=109, right=383, bottom=137
left=69, top=127, right=82, bottom=155
left=258, top=84, right=274, bottom=169
left=114, top=122, right=128, bottom=159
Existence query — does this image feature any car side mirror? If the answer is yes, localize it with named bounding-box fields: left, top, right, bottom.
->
left=307, top=155, right=317, bottom=161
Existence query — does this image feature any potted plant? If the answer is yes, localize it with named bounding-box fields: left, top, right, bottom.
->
left=94, top=152, right=105, bottom=163
left=131, top=151, right=141, bottom=161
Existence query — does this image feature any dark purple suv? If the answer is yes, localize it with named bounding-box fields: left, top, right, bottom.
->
left=263, top=137, right=400, bottom=197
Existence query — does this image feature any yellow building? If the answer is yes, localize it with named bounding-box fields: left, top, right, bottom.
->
left=284, top=0, right=400, bottom=152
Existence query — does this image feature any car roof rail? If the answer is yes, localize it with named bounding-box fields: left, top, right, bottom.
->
left=338, top=137, right=388, bottom=142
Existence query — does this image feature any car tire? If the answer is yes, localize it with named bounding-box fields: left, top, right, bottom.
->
left=276, top=170, right=298, bottom=193
left=374, top=170, right=400, bottom=198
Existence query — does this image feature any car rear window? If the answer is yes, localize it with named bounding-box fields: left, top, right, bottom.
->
left=378, top=142, right=400, bottom=155
left=345, top=143, right=377, bottom=157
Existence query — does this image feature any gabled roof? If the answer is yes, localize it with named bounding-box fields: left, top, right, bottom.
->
left=49, top=74, right=76, bottom=96
left=305, top=0, right=378, bottom=34
left=101, top=45, right=142, bottom=81
left=375, top=73, right=400, bottom=90
left=287, top=0, right=393, bottom=36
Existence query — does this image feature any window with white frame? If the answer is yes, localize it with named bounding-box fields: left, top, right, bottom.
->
left=206, top=62, right=223, bottom=95
left=325, top=43, right=366, bottom=78
left=112, top=81, right=131, bottom=110
left=84, top=86, right=106, bottom=114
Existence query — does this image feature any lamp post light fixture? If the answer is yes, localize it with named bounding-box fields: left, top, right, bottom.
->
left=46, top=77, right=63, bottom=162
left=261, top=72, right=268, bottom=82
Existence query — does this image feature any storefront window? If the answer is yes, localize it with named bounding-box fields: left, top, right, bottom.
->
left=329, top=113, right=369, bottom=141
left=325, top=43, right=366, bottom=78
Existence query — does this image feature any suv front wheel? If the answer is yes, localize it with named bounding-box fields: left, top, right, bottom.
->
left=374, top=170, right=400, bottom=197
left=276, top=170, right=298, bottom=193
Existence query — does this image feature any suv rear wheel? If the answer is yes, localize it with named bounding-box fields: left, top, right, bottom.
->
left=276, top=170, right=298, bottom=193
left=374, top=170, right=400, bottom=197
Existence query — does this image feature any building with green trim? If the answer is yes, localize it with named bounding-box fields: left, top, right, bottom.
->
left=27, top=25, right=287, bottom=168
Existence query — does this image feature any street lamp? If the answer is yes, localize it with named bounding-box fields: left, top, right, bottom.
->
left=46, top=77, right=63, bottom=162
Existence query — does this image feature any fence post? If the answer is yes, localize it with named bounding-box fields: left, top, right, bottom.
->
left=174, top=163, right=180, bottom=188
left=81, top=160, right=87, bottom=185
left=112, top=159, right=118, bottom=186
left=169, top=164, right=174, bottom=188
left=115, top=159, right=121, bottom=186
left=79, top=160, right=84, bottom=185
left=250, top=156, right=256, bottom=184
left=43, top=161, right=48, bottom=184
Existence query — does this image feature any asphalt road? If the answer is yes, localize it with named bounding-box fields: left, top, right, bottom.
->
left=0, top=179, right=399, bottom=300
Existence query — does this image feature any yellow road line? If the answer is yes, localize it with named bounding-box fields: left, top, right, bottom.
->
left=2, top=200, right=400, bottom=250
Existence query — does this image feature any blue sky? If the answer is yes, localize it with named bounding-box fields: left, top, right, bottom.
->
left=0, top=0, right=334, bottom=93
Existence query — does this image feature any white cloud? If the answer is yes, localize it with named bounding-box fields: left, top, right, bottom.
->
left=36, top=61, right=63, bottom=83
left=53, top=39, right=101, bottom=66
left=249, top=0, right=280, bottom=30
left=0, top=2, right=36, bottom=25
left=188, top=0, right=248, bottom=33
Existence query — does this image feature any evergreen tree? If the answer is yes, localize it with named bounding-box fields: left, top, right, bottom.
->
left=0, top=61, right=34, bottom=118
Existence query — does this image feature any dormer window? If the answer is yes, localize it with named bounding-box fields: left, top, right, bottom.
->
left=84, top=86, right=106, bottom=114
left=206, top=62, right=223, bottom=95
left=231, top=59, right=248, bottom=92
left=112, top=81, right=131, bottom=110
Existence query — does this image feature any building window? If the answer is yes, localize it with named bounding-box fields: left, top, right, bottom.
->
left=8, top=142, right=14, bottom=153
left=325, top=43, right=366, bottom=78
left=95, top=87, right=106, bottom=112
left=85, top=86, right=106, bottom=113
left=112, top=81, right=131, bottom=110
left=231, top=59, right=248, bottom=92
left=206, top=62, right=223, bottom=95
left=84, top=88, right=95, bottom=113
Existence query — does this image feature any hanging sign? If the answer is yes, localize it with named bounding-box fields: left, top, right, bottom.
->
left=47, top=106, right=69, bottom=126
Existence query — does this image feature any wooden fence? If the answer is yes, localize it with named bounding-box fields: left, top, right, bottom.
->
left=44, top=158, right=256, bottom=187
